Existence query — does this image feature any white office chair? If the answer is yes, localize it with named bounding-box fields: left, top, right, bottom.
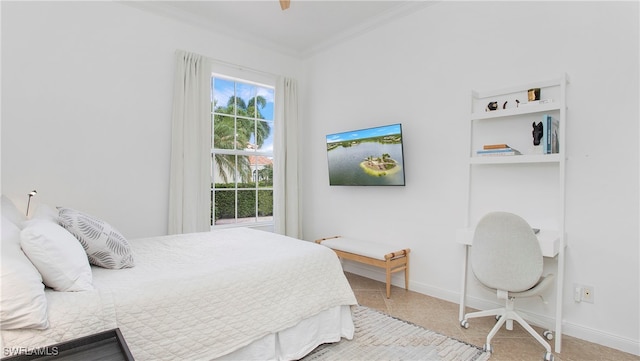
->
left=460, top=212, right=556, bottom=361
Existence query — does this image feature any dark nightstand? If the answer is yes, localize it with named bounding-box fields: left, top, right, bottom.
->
left=2, top=328, right=134, bottom=361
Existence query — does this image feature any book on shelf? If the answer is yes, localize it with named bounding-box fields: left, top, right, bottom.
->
left=550, top=117, right=559, bottom=154
left=541, top=114, right=560, bottom=154
left=483, top=143, right=510, bottom=150
left=476, top=147, right=521, bottom=156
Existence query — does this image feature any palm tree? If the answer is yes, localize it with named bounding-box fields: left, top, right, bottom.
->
left=364, top=155, right=374, bottom=166
left=225, top=95, right=271, bottom=149
left=213, top=94, right=271, bottom=183
left=244, top=96, right=271, bottom=149
left=257, top=164, right=273, bottom=183
left=212, top=116, right=241, bottom=183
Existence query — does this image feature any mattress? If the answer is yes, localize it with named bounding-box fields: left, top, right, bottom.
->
left=1, top=228, right=357, bottom=360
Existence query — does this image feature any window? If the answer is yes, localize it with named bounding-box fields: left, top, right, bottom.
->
left=211, top=74, right=275, bottom=228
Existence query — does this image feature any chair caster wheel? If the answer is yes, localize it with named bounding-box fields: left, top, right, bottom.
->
left=543, top=330, right=554, bottom=340
left=543, top=351, right=554, bottom=361
left=483, top=343, right=493, bottom=353
left=460, top=320, right=469, bottom=329
left=495, top=314, right=502, bottom=322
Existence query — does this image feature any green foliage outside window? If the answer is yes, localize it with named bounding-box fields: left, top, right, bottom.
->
left=213, top=183, right=273, bottom=221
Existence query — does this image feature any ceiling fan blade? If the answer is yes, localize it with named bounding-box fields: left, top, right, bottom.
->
left=279, top=0, right=290, bottom=10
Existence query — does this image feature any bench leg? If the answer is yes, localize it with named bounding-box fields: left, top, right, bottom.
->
left=405, top=255, right=410, bottom=291
left=386, top=262, right=392, bottom=298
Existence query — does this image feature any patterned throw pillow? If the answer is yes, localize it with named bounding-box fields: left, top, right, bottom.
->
left=57, top=207, right=135, bottom=269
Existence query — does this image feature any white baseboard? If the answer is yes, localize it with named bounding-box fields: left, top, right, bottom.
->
left=342, top=262, right=459, bottom=302
left=342, top=262, right=640, bottom=356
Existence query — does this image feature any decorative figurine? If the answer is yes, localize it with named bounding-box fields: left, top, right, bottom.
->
left=528, top=88, right=541, bottom=102
left=486, top=101, right=498, bottom=111
left=532, top=121, right=543, bottom=146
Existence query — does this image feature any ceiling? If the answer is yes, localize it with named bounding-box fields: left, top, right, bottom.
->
left=124, top=1, right=435, bottom=58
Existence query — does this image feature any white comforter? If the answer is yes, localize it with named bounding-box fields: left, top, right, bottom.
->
left=1, top=228, right=357, bottom=360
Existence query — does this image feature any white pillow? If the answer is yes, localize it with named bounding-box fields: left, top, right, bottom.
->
left=20, top=220, right=93, bottom=292
left=1, top=194, right=26, bottom=228
left=1, top=216, right=49, bottom=330
left=57, top=207, right=134, bottom=269
left=1, top=215, right=21, bottom=241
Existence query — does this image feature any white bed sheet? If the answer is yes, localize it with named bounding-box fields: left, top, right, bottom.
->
left=219, top=304, right=354, bottom=361
left=1, top=287, right=116, bottom=352
left=1, top=228, right=357, bottom=360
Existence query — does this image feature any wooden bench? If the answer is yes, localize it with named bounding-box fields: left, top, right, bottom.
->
left=315, top=236, right=410, bottom=298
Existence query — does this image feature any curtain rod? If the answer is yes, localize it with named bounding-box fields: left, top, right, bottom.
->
left=209, top=57, right=280, bottom=79
left=177, top=49, right=282, bottom=81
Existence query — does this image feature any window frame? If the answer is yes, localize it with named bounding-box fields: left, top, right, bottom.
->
left=210, top=70, right=276, bottom=230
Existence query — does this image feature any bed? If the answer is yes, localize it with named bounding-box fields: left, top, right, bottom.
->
left=1, top=197, right=357, bottom=360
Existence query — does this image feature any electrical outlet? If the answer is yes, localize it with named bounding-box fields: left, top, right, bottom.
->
left=582, top=286, right=594, bottom=303
left=573, top=284, right=595, bottom=303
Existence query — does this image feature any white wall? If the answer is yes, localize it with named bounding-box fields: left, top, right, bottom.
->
left=301, top=1, right=639, bottom=355
left=1, top=1, right=301, bottom=238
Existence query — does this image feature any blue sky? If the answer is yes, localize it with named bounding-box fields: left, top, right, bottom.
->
left=326, top=123, right=402, bottom=143
left=212, top=77, right=274, bottom=121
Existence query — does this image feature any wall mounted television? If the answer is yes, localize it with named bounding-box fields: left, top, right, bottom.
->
left=326, top=123, right=406, bottom=186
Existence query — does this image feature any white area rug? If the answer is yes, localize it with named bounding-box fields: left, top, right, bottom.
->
left=301, top=306, right=490, bottom=361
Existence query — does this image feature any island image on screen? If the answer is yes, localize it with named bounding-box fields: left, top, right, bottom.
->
left=326, top=123, right=405, bottom=186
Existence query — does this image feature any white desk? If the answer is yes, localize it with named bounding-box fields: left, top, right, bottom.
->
left=456, top=228, right=565, bottom=352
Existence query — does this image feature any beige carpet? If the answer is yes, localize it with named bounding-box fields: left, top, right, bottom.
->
left=301, top=306, right=490, bottom=361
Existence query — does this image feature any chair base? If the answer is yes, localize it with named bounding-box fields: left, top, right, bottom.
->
left=462, top=298, right=553, bottom=360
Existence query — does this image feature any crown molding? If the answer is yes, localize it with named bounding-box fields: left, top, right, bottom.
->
left=303, top=1, right=438, bottom=58
left=118, top=1, right=439, bottom=60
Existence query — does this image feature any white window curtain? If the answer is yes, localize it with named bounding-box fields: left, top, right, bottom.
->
left=168, top=50, right=212, bottom=234
left=274, top=77, right=301, bottom=238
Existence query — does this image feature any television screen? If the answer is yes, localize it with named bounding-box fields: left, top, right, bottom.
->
left=326, top=123, right=406, bottom=186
